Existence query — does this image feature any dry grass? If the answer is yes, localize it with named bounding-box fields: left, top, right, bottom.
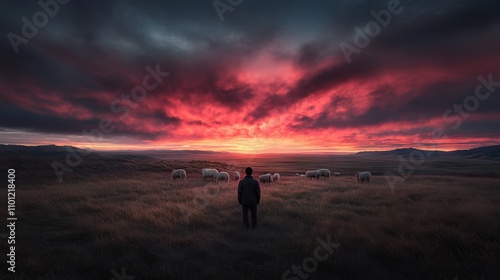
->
left=1, top=162, right=499, bottom=280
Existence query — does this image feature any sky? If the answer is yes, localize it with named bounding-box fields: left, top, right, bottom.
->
left=1, top=0, right=500, bottom=154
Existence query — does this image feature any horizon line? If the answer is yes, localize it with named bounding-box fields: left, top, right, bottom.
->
left=2, top=143, right=499, bottom=155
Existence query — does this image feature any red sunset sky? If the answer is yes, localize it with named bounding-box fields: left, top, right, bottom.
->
left=1, top=0, right=500, bottom=153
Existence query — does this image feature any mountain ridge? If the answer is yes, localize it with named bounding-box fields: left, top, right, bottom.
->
left=354, top=145, right=500, bottom=160
left=1, top=144, right=499, bottom=160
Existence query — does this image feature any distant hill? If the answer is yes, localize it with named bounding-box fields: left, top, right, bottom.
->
left=0, top=144, right=234, bottom=186
left=1, top=144, right=499, bottom=183
left=0, top=144, right=81, bottom=157
left=448, top=145, right=500, bottom=160
left=0, top=145, right=225, bottom=160
left=354, top=148, right=446, bottom=158
left=2, top=144, right=500, bottom=161
left=354, top=145, right=500, bottom=160
left=108, top=148, right=232, bottom=161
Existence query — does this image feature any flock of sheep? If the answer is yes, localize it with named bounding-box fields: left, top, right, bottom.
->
left=171, top=168, right=372, bottom=183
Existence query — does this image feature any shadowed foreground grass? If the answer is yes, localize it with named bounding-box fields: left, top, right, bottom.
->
left=2, top=172, right=500, bottom=279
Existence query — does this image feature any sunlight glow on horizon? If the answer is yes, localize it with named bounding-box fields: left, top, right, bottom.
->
left=2, top=129, right=497, bottom=154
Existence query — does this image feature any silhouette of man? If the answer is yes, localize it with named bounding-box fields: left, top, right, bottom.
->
left=238, top=167, right=261, bottom=229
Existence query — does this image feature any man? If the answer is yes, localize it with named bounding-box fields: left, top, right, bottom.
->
left=237, top=167, right=261, bottom=229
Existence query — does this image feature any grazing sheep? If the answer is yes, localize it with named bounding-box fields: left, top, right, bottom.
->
left=259, top=174, right=273, bottom=183
left=356, top=171, right=371, bottom=182
left=306, top=170, right=321, bottom=179
left=266, top=173, right=274, bottom=182
left=299, top=174, right=306, bottom=177
left=216, top=171, right=229, bottom=182
left=334, top=172, right=341, bottom=177
left=233, top=171, right=240, bottom=181
left=172, top=169, right=186, bottom=180
left=272, top=173, right=280, bottom=181
left=202, top=168, right=219, bottom=181
left=318, top=168, right=331, bottom=179
left=296, top=173, right=300, bottom=176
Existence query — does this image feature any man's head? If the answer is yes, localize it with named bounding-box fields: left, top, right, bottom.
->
left=245, top=167, right=253, bottom=176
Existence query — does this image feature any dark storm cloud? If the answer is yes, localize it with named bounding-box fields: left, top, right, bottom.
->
left=0, top=103, right=167, bottom=140
left=297, top=77, right=500, bottom=130
left=362, top=1, right=500, bottom=66
left=246, top=94, right=283, bottom=122
left=142, top=110, right=181, bottom=126
left=212, top=85, right=254, bottom=108
left=1, top=0, right=500, bottom=144
left=245, top=0, right=500, bottom=124
left=0, top=104, right=97, bottom=134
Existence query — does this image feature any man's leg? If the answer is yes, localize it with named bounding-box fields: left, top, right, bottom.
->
left=250, top=205, right=257, bottom=229
left=242, top=205, right=250, bottom=229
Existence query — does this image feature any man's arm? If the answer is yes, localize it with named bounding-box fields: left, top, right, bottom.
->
left=255, top=181, right=261, bottom=205
left=238, top=181, right=242, bottom=204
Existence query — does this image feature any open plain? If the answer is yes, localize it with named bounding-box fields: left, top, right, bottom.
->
left=1, top=147, right=499, bottom=279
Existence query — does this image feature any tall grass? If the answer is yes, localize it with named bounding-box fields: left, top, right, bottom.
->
left=1, top=168, right=499, bottom=279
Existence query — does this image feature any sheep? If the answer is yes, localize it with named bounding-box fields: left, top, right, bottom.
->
left=295, top=173, right=300, bottom=176
left=299, top=174, right=306, bottom=177
left=259, top=173, right=273, bottom=183
left=272, top=173, right=280, bottom=181
left=334, top=172, right=341, bottom=177
left=233, top=171, right=240, bottom=181
left=267, top=173, right=274, bottom=182
left=202, top=168, right=219, bottom=181
left=356, top=171, right=371, bottom=183
left=306, top=170, right=321, bottom=179
left=318, top=169, right=331, bottom=179
left=216, top=171, right=229, bottom=182
left=172, top=169, right=186, bottom=180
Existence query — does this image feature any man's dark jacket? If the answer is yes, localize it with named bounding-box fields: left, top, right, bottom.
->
left=238, top=176, right=261, bottom=206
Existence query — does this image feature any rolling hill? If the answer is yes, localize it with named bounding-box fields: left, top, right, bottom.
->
left=354, top=145, right=500, bottom=160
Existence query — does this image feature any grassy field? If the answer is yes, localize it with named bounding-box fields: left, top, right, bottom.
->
left=1, top=154, right=500, bottom=280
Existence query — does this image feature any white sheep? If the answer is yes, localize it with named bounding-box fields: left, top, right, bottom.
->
left=299, top=174, right=306, bottom=177
left=233, top=171, right=240, bottom=181
left=334, top=172, right=341, bottom=177
left=216, top=171, right=229, bottom=182
left=202, top=168, right=219, bottom=181
left=272, top=173, right=280, bottom=181
left=318, top=169, right=331, bottom=179
left=259, top=173, right=273, bottom=183
left=171, top=169, right=186, bottom=180
left=306, top=170, right=321, bottom=179
left=267, top=173, right=274, bottom=181
left=356, top=171, right=371, bottom=182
